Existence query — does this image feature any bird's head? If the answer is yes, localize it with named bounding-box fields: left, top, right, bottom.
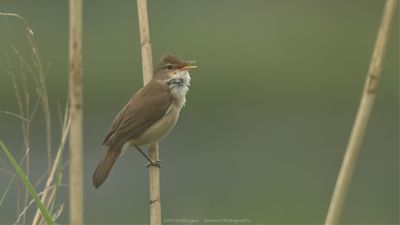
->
left=154, top=54, right=196, bottom=86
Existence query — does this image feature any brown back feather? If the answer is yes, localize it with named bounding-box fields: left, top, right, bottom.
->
left=103, top=80, right=172, bottom=148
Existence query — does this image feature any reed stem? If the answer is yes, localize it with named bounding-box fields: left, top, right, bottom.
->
left=68, top=0, right=84, bottom=224
left=136, top=1, right=161, bottom=224
left=325, top=0, right=397, bottom=224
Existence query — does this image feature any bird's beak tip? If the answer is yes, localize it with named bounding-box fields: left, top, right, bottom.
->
left=181, top=60, right=197, bottom=70
left=183, top=65, right=198, bottom=69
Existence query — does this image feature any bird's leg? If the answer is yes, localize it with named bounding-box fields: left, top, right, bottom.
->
left=135, top=146, right=161, bottom=168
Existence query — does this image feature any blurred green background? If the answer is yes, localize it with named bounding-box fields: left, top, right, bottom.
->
left=0, top=0, right=398, bottom=224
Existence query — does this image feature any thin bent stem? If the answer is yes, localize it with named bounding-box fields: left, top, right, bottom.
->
left=324, top=0, right=397, bottom=224
left=32, top=113, right=70, bottom=225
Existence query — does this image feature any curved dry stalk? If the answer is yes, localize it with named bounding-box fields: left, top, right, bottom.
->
left=0, top=111, right=30, bottom=122
left=1, top=11, right=52, bottom=168
left=324, top=0, right=398, bottom=224
left=14, top=184, right=59, bottom=225
left=32, top=114, right=70, bottom=225
left=2, top=11, right=69, bottom=225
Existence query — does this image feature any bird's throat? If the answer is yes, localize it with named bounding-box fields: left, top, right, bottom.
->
left=168, top=71, right=191, bottom=107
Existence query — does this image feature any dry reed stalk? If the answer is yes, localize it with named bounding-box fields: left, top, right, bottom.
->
left=68, top=0, right=84, bottom=224
left=5, top=12, right=55, bottom=225
left=32, top=113, right=70, bottom=225
left=324, top=0, right=397, bottom=224
left=1, top=12, right=53, bottom=168
left=1, top=13, right=39, bottom=224
left=136, top=1, right=161, bottom=225
left=11, top=63, right=32, bottom=225
left=1, top=12, right=68, bottom=224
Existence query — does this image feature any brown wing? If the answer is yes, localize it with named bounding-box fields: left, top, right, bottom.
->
left=103, top=80, right=172, bottom=148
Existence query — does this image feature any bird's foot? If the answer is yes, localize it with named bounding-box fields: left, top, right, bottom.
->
left=146, top=159, right=161, bottom=168
left=135, top=146, right=161, bottom=168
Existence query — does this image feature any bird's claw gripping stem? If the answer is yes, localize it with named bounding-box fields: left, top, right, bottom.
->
left=135, top=146, right=161, bottom=168
left=146, top=160, right=161, bottom=168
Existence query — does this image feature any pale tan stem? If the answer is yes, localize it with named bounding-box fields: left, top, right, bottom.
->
left=68, top=0, right=84, bottom=225
left=325, top=0, right=397, bottom=224
left=137, top=0, right=154, bottom=86
left=32, top=119, right=70, bottom=225
left=136, top=0, right=161, bottom=225
left=148, top=143, right=161, bottom=225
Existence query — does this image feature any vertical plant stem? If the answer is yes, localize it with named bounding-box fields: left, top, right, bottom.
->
left=68, top=0, right=84, bottom=225
left=148, top=143, right=161, bottom=225
left=136, top=1, right=161, bottom=225
left=324, top=0, right=397, bottom=224
left=137, top=0, right=154, bottom=85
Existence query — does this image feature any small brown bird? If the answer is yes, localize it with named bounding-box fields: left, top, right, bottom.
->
left=92, top=54, right=196, bottom=188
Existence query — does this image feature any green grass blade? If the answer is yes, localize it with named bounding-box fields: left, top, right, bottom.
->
left=0, top=140, right=55, bottom=225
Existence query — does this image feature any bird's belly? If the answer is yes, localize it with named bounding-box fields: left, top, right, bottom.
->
left=129, top=104, right=180, bottom=146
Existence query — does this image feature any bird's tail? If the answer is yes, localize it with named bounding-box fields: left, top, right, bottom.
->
left=92, top=147, right=122, bottom=189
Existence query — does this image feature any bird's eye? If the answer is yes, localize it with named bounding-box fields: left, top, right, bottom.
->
left=166, top=64, right=173, bottom=70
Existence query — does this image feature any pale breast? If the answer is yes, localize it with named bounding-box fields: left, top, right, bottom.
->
left=128, top=103, right=181, bottom=146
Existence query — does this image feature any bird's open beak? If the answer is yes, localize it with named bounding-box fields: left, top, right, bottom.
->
left=179, top=60, right=197, bottom=70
